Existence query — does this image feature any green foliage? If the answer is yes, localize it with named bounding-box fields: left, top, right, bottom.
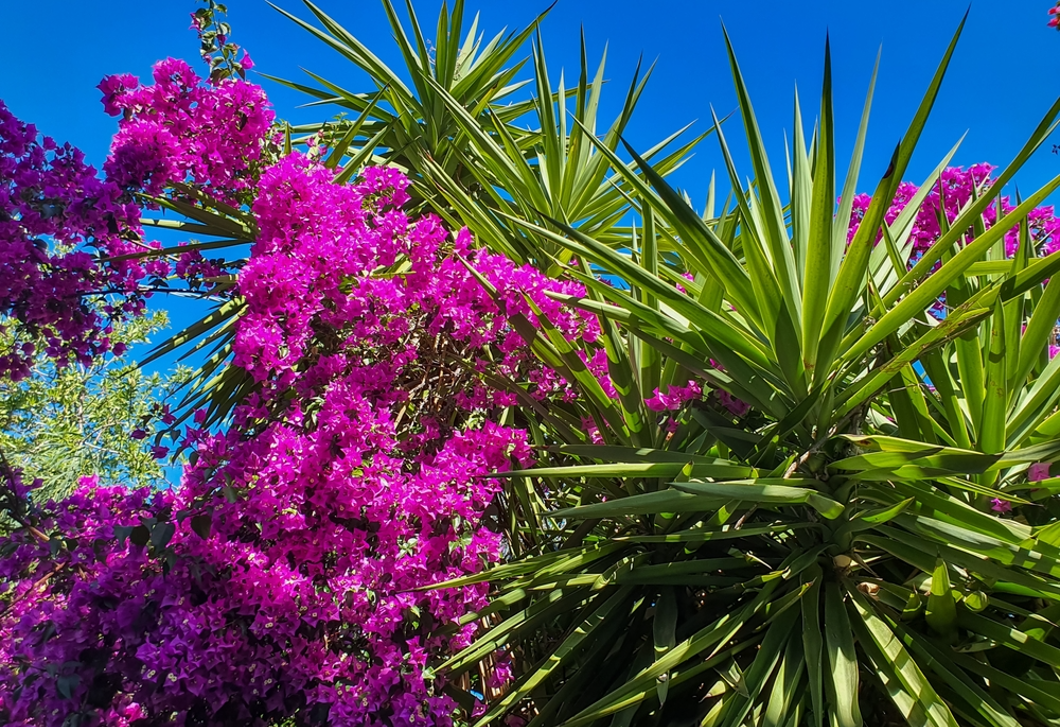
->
left=266, top=0, right=702, bottom=266
left=193, top=0, right=254, bottom=82
left=0, top=312, right=184, bottom=504
left=420, top=16, right=1060, bottom=727
left=137, top=3, right=1060, bottom=725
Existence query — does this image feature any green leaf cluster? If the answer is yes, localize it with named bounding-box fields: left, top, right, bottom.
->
left=409, top=12, right=1060, bottom=727
left=0, top=312, right=185, bottom=510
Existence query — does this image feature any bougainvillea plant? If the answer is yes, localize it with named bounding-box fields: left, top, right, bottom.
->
left=0, top=47, right=617, bottom=727
left=0, top=99, right=147, bottom=381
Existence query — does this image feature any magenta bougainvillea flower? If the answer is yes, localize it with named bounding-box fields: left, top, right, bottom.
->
left=1030, top=462, right=1052, bottom=482
left=847, top=164, right=1060, bottom=259
left=0, top=62, right=617, bottom=725
left=0, top=100, right=148, bottom=380
left=991, top=497, right=1013, bottom=514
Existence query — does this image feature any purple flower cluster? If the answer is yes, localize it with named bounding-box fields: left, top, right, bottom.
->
left=0, top=140, right=619, bottom=725
left=645, top=381, right=703, bottom=412
left=0, top=431, right=528, bottom=725
left=236, top=154, right=601, bottom=404
left=0, top=51, right=274, bottom=381
left=847, top=164, right=1060, bottom=259
left=100, top=57, right=274, bottom=203
left=847, top=163, right=1060, bottom=344
left=0, top=101, right=149, bottom=380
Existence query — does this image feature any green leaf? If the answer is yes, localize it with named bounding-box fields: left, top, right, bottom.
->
left=670, top=479, right=845, bottom=519
left=957, top=610, right=1060, bottom=668
left=653, top=587, right=678, bottom=705
left=762, top=619, right=806, bottom=727
left=924, top=559, right=957, bottom=640
left=849, top=590, right=958, bottom=727
left=129, top=525, right=150, bottom=548
left=801, top=569, right=824, bottom=726
left=56, top=674, right=80, bottom=701
left=825, top=582, right=862, bottom=727
left=501, top=460, right=754, bottom=481
left=722, top=24, right=802, bottom=338
left=150, top=522, right=176, bottom=551
left=190, top=514, right=212, bottom=540
left=549, top=489, right=720, bottom=520
left=801, top=36, right=835, bottom=375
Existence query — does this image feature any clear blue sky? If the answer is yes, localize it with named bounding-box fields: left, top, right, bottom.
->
left=3, top=0, right=1057, bottom=195
left=3, top=0, right=1059, bottom=349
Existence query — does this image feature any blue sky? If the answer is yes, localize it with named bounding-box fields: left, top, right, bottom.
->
left=4, top=0, right=1058, bottom=193
left=3, top=0, right=1059, bottom=357
left=3, top=0, right=1057, bottom=183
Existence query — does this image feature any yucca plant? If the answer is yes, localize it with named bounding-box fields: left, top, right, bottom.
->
left=426, top=17, right=1060, bottom=727
left=267, top=0, right=703, bottom=266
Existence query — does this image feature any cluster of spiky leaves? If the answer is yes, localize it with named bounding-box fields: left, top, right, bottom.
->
left=255, top=4, right=1060, bottom=726
left=436, top=27, right=1060, bottom=727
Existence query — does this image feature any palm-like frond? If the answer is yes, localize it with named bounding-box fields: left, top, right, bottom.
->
left=269, top=0, right=700, bottom=266
left=439, top=17, right=1060, bottom=727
